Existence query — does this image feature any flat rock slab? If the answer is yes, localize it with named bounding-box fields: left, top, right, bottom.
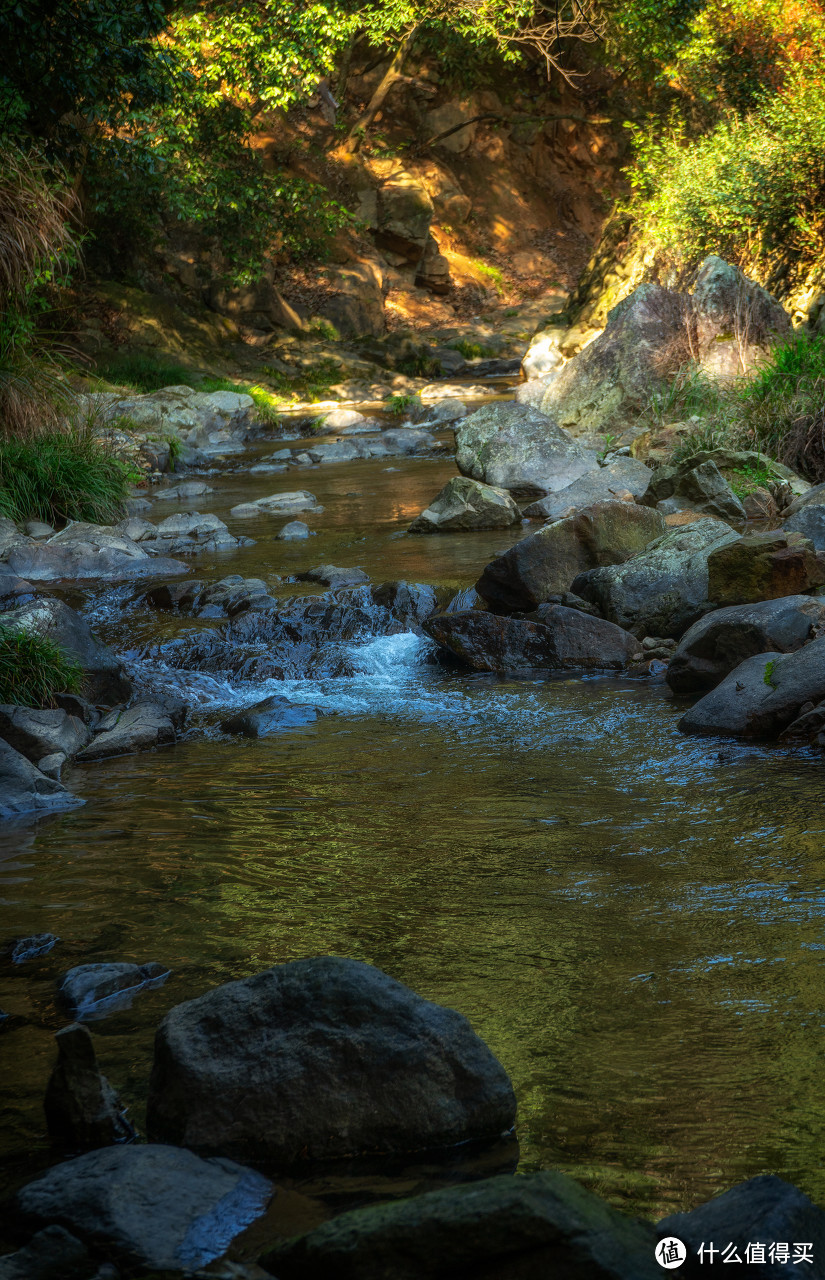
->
left=76, top=703, right=176, bottom=761
left=679, top=636, right=825, bottom=739
left=59, top=961, right=170, bottom=1019
left=15, top=1144, right=273, bottom=1273
left=231, top=490, right=319, bottom=518
left=523, top=458, right=652, bottom=520
left=426, top=607, right=640, bottom=674
left=268, top=1169, right=660, bottom=1280
left=666, top=596, right=825, bottom=695
left=147, top=956, right=516, bottom=1166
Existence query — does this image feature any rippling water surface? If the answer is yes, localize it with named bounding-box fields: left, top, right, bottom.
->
left=3, top=421, right=825, bottom=1226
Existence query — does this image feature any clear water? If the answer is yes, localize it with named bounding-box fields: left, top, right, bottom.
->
left=3, top=418, right=825, bottom=1230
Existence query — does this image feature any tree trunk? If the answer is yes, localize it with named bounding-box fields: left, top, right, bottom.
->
left=342, top=26, right=420, bottom=154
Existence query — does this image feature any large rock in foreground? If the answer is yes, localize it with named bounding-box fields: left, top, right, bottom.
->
left=147, top=957, right=516, bottom=1165
left=679, top=637, right=825, bottom=739
left=409, top=476, right=520, bottom=533
left=426, top=608, right=640, bottom=673
left=268, top=1169, right=660, bottom=1280
left=657, top=1174, right=825, bottom=1277
left=476, top=502, right=666, bottom=612
left=15, top=1144, right=273, bottom=1273
left=0, top=597, right=131, bottom=706
left=666, top=596, right=825, bottom=695
left=573, top=518, right=739, bottom=639
left=455, top=402, right=597, bottom=498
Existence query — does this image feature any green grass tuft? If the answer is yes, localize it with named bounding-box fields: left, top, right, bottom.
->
left=0, top=430, right=132, bottom=525
left=384, top=392, right=421, bottom=416
left=94, top=353, right=195, bottom=393
left=448, top=338, right=497, bottom=360
left=0, top=627, right=82, bottom=707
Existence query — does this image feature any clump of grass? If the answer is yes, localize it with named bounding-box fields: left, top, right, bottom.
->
left=309, top=318, right=340, bottom=342
left=728, top=461, right=776, bottom=497
left=449, top=338, right=497, bottom=360
left=396, top=353, right=440, bottom=378
left=470, top=261, right=505, bottom=295
left=0, top=627, right=82, bottom=707
left=0, top=429, right=132, bottom=525
left=199, top=376, right=282, bottom=426
left=94, top=353, right=194, bottom=393
left=384, top=392, right=421, bottom=416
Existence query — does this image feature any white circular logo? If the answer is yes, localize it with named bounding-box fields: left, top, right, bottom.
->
left=656, top=1237, right=688, bottom=1269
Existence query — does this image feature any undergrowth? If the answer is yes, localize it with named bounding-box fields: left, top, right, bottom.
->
left=0, top=627, right=82, bottom=707
left=0, top=429, right=132, bottom=524
left=646, top=333, right=825, bottom=482
left=385, top=392, right=421, bottom=416
left=93, top=353, right=194, bottom=392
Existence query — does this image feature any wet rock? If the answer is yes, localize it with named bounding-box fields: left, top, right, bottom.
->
left=779, top=698, right=825, bottom=744
left=371, top=581, right=440, bottom=627
left=666, top=596, right=825, bottom=695
left=4, top=933, right=59, bottom=964
left=425, top=608, right=640, bottom=673
left=320, top=408, right=366, bottom=430
left=706, top=531, right=825, bottom=605
left=0, top=706, right=91, bottom=764
left=154, top=480, right=213, bottom=501
left=300, top=564, right=369, bottom=588
left=76, top=703, right=176, bottom=761
left=671, top=460, right=746, bottom=521
left=409, top=477, right=520, bottom=534
left=230, top=490, right=318, bottom=517
left=657, top=1174, right=825, bottom=1276
left=220, top=696, right=317, bottom=738
left=0, top=1226, right=91, bottom=1280
left=307, top=440, right=360, bottom=464
left=52, top=694, right=101, bottom=727
left=455, top=402, right=598, bottom=499
left=476, top=502, right=666, bottom=612
left=58, top=961, right=170, bottom=1019
left=5, top=523, right=188, bottom=582
left=425, top=397, right=467, bottom=424
left=679, top=637, right=825, bottom=739
left=147, top=956, right=516, bottom=1165
left=277, top=520, right=311, bottom=540
left=443, top=586, right=485, bottom=614
left=268, top=1169, right=659, bottom=1280
left=0, top=740, right=83, bottom=820
left=0, top=598, right=130, bottom=706
left=144, top=512, right=246, bottom=555
left=140, top=579, right=206, bottom=611
left=15, top=1144, right=273, bottom=1273
left=44, top=1023, right=134, bottom=1149
left=380, top=427, right=435, bottom=455
left=573, top=517, right=739, bottom=639
left=24, top=520, right=55, bottom=539
left=523, top=458, right=652, bottom=520
left=0, top=565, right=37, bottom=605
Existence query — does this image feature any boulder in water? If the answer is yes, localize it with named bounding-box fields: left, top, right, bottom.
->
left=426, top=607, right=640, bottom=673
left=679, top=637, right=825, bottom=739
left=76, top=703, right=177, bottom=761
left=146, top=956, right=516, bottom=1165
left=267, top=1169, right=660, bottom=1280
left=220, top=696, right=317, bottom=738
left=58, top=961, right=170, bottom=1019
left=409, top=476, right=520, bottom=533
left=0, top=740, right=83, bottom=821
left=0, top=706, right=91, bottom=764
left=476, top=502, right=666, bottom=611
left=44, top=1023, right=134, bottom=1149
left=15, top=1144, right=273, bottom=1273
left=666, top=596, right=825, bottom=695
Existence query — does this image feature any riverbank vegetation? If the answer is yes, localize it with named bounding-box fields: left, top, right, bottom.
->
left=0, top=626, right=81, bottom=707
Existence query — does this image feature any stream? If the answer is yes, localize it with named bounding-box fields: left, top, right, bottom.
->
left=3, top=404, right=825, bottom=1230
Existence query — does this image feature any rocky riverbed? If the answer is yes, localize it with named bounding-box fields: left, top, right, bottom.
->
left=5, top=262, right=825, bottom=1276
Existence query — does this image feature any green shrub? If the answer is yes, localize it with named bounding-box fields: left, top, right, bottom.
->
left=94, top=354, right=194, bottom=393
left=0, top=429, right=132, bottom=524
left=448, top=339, right=497, bottom=360
left=0, top=627, right=82, bottom=707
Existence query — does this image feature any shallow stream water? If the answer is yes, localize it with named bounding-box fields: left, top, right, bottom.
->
left=3, top=410, right=825, bottom=1230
